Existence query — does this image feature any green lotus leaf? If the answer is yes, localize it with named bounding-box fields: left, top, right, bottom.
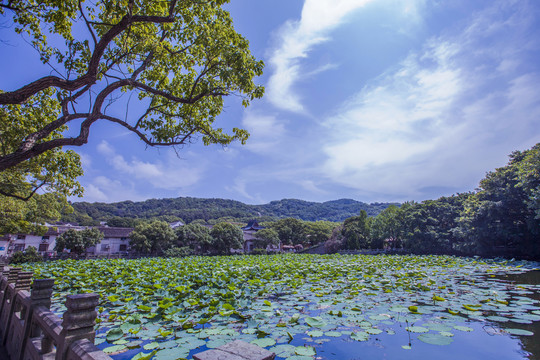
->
left=324, top=331, right=342, bottom=337
left=295, top=346, right=316, bottom=356
left=126, top=340, right=143, bottom=348
left=305, top=317, right=326, bottom=328
left=351, top=331, right=370, bottom=341
left=366, top=328, right=383, bottom=335
left=505, top=328, right=534, bottom=336
left=131, top=351, right=156, bottom=360
left=153, top=347, right=189, bottom=360
left=406, top=326, right=429, bottom=333
left=453, top=326, right=474, bottom=332
left=143, top=342, right=159, bottom=350
left=158, top=340, right=177, bottom=349
left=138, top=305, right=152, bottom=312
left=106, top=328, right=124, bottom=342
left=307, top=330, right=324, bottom=337
left=269, top=344, right=296, bottom=357
left=206, top=339, right=229, bottom=348
left=103, top=345, right=127, bottom=354
left=418, top=333, right=454, bottom=345
left=486, top=316, right=509, bottom=322
left=251, top=338, right=276, bottom=347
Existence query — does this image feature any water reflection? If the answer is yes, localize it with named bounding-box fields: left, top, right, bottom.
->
left=496, top=271, right=540, bottom=360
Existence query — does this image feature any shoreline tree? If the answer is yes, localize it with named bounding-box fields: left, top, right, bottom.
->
left=54, top=228, right=104, bottom=255
left=130, top=220, right=175, bottom=254
left=0, top=0, right=264, bottom=203
left=209, top=222, right=243, bottom=255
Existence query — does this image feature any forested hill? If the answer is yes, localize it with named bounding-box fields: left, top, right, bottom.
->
left=66, top=197, right=397, bottom=224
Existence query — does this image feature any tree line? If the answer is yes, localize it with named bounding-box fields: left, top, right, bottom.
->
left=63, top=197, right=396, bottom=225
left=326, top=144, right=540, bottom=260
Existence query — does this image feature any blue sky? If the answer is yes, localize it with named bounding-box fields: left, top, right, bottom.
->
left=2, top=0, right=540, bottom=205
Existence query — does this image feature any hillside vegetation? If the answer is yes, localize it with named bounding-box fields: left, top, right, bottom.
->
left=64, top=198, right=397, bottom=224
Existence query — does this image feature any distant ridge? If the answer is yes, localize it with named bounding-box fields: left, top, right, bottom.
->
left=66, top=197, right=399, bottom=223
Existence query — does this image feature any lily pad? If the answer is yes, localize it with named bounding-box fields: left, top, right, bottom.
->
left=251, top=338, right=276, bottom=347
left=106, top=328, right=124, bottom=342
left=154, top=348, right=189, bottom=360
left=295, top=346, right=316, bottom=356
left=418, top=333, right=454, bottom=345
left=505, top=328, right=534, bottom=336
left=305, top=317, right=327, bottom=328
left=406, top=326, right=429, bottom=333
left=103, top=345, right=128, bottom=355
left=453, top=326, right=474, bottom=332
left=351, top=331, right=370, bottom=342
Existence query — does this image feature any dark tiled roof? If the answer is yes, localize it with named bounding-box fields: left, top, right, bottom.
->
left=98, top=227, right=133, bottom=238
left=44, top=228, right=60, bottom=236
left=242, top=220, right=265, bottom=231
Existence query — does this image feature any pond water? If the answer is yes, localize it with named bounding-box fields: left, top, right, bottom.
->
left=25, top=255, right=540, bottom=360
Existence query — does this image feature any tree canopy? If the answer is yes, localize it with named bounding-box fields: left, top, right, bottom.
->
left=0, top=193, right=71, bottom=235
left=130, top=220, right=176, bottom=253
left=209, top=222, right=243, bottom=254
left=54, top=228, right=104, bottom=255
left=0, top=0, right=264, bottom=201
left=326, top=143, right=540, bottom=260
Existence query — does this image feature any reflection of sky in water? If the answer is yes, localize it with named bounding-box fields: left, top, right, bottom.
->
left=42, top=261, right=540, bottom=360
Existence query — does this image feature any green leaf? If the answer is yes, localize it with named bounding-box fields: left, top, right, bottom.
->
left=251, top=338, right=276, bottom=347
left=418, top=333, right=454, bottom=345
left=143, top=342, right=159, bottom=350
left=131, top=351, right=157, bottom=360
left=505, top=328, right=534, bottom=336
left=351, top=332, right=370, bottom=342
left=453, top=326, right=474, bottom=332
left=106, top=328, right=124, bottom=342
left=103, top=345, right=127, bottom=354
left=304, top=317, right=326, bottom=328
left=295, top=346, right=316, bottom=356
left=406, top=326, right=429, bottom=333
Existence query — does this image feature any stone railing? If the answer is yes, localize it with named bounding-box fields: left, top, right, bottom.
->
left=0, top=261, right=112, bottom=360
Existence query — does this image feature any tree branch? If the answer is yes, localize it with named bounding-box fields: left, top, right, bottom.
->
left=0, top=8, right=177, bottom=105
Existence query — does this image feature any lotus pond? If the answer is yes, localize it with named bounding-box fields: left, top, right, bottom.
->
left=22, top=254, right=540, bottom=360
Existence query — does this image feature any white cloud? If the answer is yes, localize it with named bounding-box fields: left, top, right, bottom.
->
left=320, top=0, right=540, bottom=199
left=267, top=0, right=427, bottom=113
left=80, top=176, right=145, bottom=203
left=241, top=110, right=286, bottom=154
left=95, top=140, right=205, bottom=191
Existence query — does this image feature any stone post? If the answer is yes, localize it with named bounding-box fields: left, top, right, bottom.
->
left=56, top=293, right=100, bottom=360
left=29, top=279, right=55, bottom=338
left=30, top=279, right=54, bottom=312
left=15, top=272, right=33, bottom=291
left=7, top=267, right=21, bottom=283
left=0, top=260, right=5, bottom=276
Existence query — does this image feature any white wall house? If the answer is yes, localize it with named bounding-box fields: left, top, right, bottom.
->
left=87, top=227, right=133, bottom=256
left=0, top=235, right=9, bottom=257
left=4, top=225, right=133, bottom=257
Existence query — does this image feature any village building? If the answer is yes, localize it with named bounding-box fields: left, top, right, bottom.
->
left=241, top=220, right=280, bottom=253
left=86, top=227, right=133, bottom=256
left=2, top=224, right=134, bottom=258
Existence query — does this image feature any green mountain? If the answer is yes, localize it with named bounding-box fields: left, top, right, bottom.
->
left=65, top=197, right=398, bottom=224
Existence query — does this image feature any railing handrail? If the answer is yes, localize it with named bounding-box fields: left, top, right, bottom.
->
left=0, top=263, right=112, bottom=360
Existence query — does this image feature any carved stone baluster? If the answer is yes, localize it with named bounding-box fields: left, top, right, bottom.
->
left=56, top=293, right=100, bottom=360
left=15, top=271, right=33, bottom=291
